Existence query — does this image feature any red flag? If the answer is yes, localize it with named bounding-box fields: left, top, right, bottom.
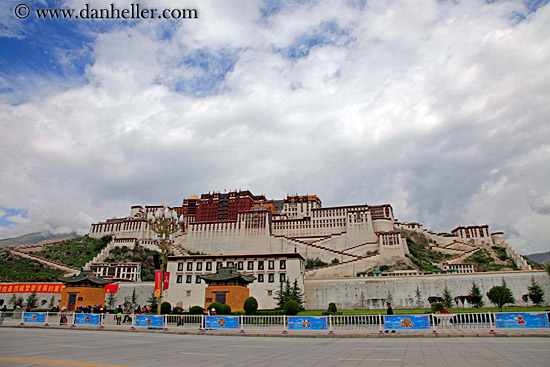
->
left=104, top=284, right=119, bottom=294
left=163, top=272, right=170, bottom=290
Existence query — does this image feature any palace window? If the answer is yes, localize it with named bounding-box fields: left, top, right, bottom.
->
left=280, top=273, right=286, bottom=283
left=195, top=276, right=201, bottom=284
left=187, top=262, right=193, bottom=271
left=196, top=262, right=202, bottom=271
left=268, top=274, right=275, bottom=283
left=177, top=262, right=184, bottom=271
left=176, top=275, right=183, bottom=284
left=216, top=262, right=223, bottom=270
left=258, top=274, right=264, bottom=283
left=258, top=261, right=264, bottom=270
left=268, top=260, right=274, bottom=270
left=186, top=275, right=192, bottom=283
left=237, top=261, right=244, bottom=270
left=280, top=260, right=286, bottom=270
left=247, top=261, right=254, bottom=270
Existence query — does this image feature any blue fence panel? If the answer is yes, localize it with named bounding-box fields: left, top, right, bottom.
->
left=288, top=317, right=327, bottom=330
left=24, top=312, right=46, bottom=323
left=135, top=315, right=164, bottom=328
left=205, top=316, right=239, bottom=329
left=384, top=315, right=430, bottom=330
left=495, top=313, right=548, bottom=329
left=74, top=313, right=101, bottom=325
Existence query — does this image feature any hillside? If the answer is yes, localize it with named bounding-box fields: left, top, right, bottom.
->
left=0, top=250, right=65, bottom=282
left=36, top=236, right=111, bottom=268
left=0, top=231, right=79, bottom=248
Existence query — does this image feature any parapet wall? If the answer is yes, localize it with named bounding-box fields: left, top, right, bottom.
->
left=305, top=270, right=550, bottom=310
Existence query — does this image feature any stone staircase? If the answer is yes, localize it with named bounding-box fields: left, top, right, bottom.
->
left=9, top=248, right=79, bottom=275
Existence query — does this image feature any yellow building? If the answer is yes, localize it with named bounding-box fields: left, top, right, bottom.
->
left=58, top=271, right=111, bottom=311
left=199, top=267, right=256, bottom=311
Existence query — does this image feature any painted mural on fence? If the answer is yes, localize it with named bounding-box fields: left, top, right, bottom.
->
left=384, top=315, right=430, bottom=330
left=288, top=317, right=327, bottom=330
left=135, top=315, right=164, bottom=328
left=495, top=313, right=548, bottom=329
left=205, top=316, right=239, bottom=329
left=74, top=313, right=101, bottom=325
left=23, top=312, right=46, bottom=323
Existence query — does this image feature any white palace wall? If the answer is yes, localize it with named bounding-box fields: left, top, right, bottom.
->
left=305, top=270, right=550, bottom=310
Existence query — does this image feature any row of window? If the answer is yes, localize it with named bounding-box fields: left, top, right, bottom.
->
left=175, top=273, right=286, bottom=284
left=176, top=260, right=286, bottom=272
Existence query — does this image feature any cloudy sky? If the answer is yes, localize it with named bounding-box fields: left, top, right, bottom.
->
left=0, top=0, right=549, bottom=254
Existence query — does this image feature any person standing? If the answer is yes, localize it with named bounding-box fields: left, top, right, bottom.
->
left=386, top=303, right=393, bottom=315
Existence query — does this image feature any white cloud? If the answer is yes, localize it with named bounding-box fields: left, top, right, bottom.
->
left=0, top=0, right=549, bottom=255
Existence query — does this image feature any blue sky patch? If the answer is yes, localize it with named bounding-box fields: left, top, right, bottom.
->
left=0, top=208, right=28, bottom=228
left=279, top=21, right=350, bottom=60
left=165, top=48, right=240, bottom=97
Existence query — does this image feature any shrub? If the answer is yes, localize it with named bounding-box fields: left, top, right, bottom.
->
left=160, top=301, right=171, bottom=314
left=189, top=306, right=203, bottom=314
left=283, top=300, right=301, bottom=315
left=221, top=304, right=231, bottom=315
left=243, top=297, right=258, bottom=315
left=255, top=309, right=286, bottom=315
left=172, top=306, right=183, bottom=314
left=208, top=302, right=223, bottom=313
left=233, top=309, right=245, bottom=315
left=431, top=302, right=445, bottom=313
left=327, top=302, right=338, bottom=314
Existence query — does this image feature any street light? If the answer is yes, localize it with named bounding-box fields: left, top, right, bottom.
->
left=147, top=201, right=184, bottom=315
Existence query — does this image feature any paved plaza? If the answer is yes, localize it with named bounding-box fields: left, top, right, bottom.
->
left=1, top=327, right=549, bottom=366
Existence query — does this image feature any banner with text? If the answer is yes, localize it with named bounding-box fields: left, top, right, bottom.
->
left=154, top=271, right=162, bottom=297
left=74, top=314, right=101, bottom=325
left=384, top=315, right=430, bottom=330
left=24, top=312, right=46, bottom=323
left=0, top=283, right=65, bottom=293
left=135, top=315, right=164, bottom=328
left=205, top=316, right=239, bottom=329
left=288, top=317, right=327, bottom=330
left=495, top=313, right=548, bottom=329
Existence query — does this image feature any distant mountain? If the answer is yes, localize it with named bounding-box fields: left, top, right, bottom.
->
left=525, top=251, right=550, bottom=265
left=0, top=232, right=79, bottom=248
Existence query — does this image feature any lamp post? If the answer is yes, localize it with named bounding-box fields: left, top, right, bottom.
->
left=147, top=201, right=184, bottom=315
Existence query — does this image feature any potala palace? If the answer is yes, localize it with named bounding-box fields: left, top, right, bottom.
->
left=89, top=190, right=531, bottom=278
left=83, top=190, right=548, bottom=310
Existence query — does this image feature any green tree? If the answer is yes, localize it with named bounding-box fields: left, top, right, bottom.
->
left=386, top=290, right=393, bottom=305
left=527, top=277, right=545, bottom=306
left=106, top=292, right=117, bottom=309
left=415, top=286, right=422, bottom=309
left=487, top=284, right=515, bottom=312
left=274, top=281, right=286, bottom=309
left=131, top=289, right=137, bottom=307
left=442, top=285, right=453, bottom=309
left=468, top=282, right=484, bottom=309
left=243, top=297, right=258, bottom=315
left=48, top=295, right=55, bottom=309
left=8, top=294, right=17, bottom=309
left=25, top=292, right=38, bottom=309
left=290, top=279, right=304, bottom=308
left=147, top=291, right=158, bottom=311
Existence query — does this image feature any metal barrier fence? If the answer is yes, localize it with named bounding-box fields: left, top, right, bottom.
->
left=1, top=311, right=548, bottom=333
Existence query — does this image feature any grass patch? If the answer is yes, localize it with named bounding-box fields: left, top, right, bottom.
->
left=0, top=251, right=65, bottom=282
left=37, top=235, right=111, bottom=268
